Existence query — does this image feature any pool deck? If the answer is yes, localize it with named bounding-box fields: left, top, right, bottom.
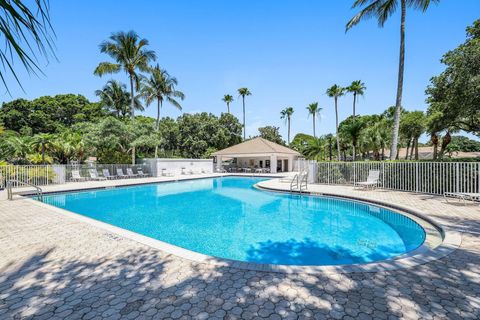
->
left=1, top=176, right=480, bottom=319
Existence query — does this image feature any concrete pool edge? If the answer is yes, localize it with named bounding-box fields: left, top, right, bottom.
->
left=19, top=176, right=461, bottom=275
left=254, top=180, right=462, bottom=273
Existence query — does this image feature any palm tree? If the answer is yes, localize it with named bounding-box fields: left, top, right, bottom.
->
left=141, top=65, right=184, bottom=158
left=326, top=84, right=345, bottom=161
left=346, top=80, right=366, bottom=119
left=30, top=133, right=55, bottom=164
left=0, top=0, right=55, bottom=92
left=280, top=107, right=294, bottom=144
left=341, top=121, right=364, bottom=161
left=303, top=136, right=327, bottom=161
left=94, top=31, right=156, bottom=164
left=222, top=94, right=234, bottom=113
left=306, top=102, right=322, bottom=138
left=0, top=134, right=30, bottom=162
left=95, top=80, right=143, bottom=118
left=346, top=0, right=439, bottom=160
left=237, top=88, right=251, bottom=140
left=141, top=65, right=184, bottom=130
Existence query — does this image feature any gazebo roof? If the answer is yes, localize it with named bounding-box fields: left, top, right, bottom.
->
left=212, top=137, right=301, bottom=156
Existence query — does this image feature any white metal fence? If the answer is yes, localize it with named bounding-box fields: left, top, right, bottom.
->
left=313, top=161, right=480, bottom=195
left=0, top=164, right=152, bottom=189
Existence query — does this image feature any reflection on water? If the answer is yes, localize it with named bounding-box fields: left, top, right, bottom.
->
left=40, top=177, right=426, bottom=266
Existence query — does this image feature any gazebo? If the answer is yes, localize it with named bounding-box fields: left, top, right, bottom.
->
left=211, top=137, right=301, bottom=173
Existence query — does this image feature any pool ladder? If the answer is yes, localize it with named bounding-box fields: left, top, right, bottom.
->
left=6, top=180, right=43, bottom=201
left=290, top=172, right=308, bottom=193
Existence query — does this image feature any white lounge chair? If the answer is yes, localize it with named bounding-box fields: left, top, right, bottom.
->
left=137, top=169, right=149, bottom=177
left=70, top=170, right=86, bottom=182
left=116, top=168, right=128, bottom=179
left=102, top=169, right=116, bottom=180
left=444, top=192, right=480, bottom=205
left=355, top=170, right=380, bottom=189
left=126, top=168, right=139, bottom=178
left=89, top=169, right=107, bottom=181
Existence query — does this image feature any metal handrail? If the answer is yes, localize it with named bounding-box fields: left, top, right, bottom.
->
left=299, top=172, right=308, bottom=192
left=290, top=174, right=299, bottom=191
left=290, top=171, right=308, bottom=193
left=6, top=180, right=43, bottom=201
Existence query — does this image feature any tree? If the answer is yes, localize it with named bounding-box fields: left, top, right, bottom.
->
left=346, top=0, right=439, bottom=160
left=339, top=116, right=365, bottom=161
left=447, top=136, right=480, bottom=153
left=0, top=94, right=103, bottom=134
left=346, top=80, right=366, bottom=119
left=95, top=80, right=141, bottom=118
left=222, top=94, right=234, bottom=113
left=94, top=31, right=156, bottom=164
left=141, top=65, right=184, bottom=130
left=257, top=126, right=285, bottom=145
left=326, top=84, right=345, bottom=161
left=306, top=102, right=322, bottom=137
left=303, top=136, right=327, bottom=161
left=141, top=65, right=184, bottom=158
left=176, top=113, right=242, bottom=158
left=0, top=132, right=30, bottom=163
left=30, top=133, right=55, bottom=164
left=0, top=0, right=55, bottom=92
left=426, top=19, right=480, bottom=135
left=237, top=88, right=251, bottom=140
left=400, top=111, right=425, bottom=160
left=280, top=107, right=294, bottom=144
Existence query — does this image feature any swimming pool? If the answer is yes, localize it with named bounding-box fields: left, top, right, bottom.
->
left=40, top=177, right=426, bottom=266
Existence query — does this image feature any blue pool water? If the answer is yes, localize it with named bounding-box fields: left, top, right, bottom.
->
left=41, top=177, right=426, bottom=266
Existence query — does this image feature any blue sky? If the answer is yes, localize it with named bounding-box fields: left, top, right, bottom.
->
left=2, top=0, right=479, bottom=140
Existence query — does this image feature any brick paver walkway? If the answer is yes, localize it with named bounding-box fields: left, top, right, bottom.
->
left=0, top=183, right=479, bottom=319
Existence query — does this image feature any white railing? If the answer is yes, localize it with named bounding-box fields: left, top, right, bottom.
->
left=0, top=163, right=152, bottom=189
left=306, top=161, right=480, bottom=195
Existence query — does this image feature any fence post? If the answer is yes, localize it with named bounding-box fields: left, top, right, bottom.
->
left=382, top=162, right=385, bottom=188
left=456, top=162, right=460, bottom=193
left=415, top=162, right=419, bottom=193
left=353, top=163, right=356, bottom=185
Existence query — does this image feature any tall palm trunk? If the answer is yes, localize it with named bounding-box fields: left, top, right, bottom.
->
left=389, top=0, right=406, bottom=160
left=334, top=97, right=341, bottom=161
left=352, top=92, right=357, bottom=119
left=154, top=99, right=162, bottom=158
left=227, top=102, right=230, bottom=113
left=352, top=143, right=356, bottom=161
left=129, top=74, right=136, bottom=165
left=431, top=133, right=439, bottom=160
left=414, top=137, right=419, bottom=160
left=156, top=99, right=161, bottom=130
left=242, top=96, right=246, bottom=140
left=41, top=144, right=45, bottom=164
left=312, top=114, right=316, bottom=138
left=405, top=138, right=411, bottom=160
left=287, top=118, right=291, bottom=144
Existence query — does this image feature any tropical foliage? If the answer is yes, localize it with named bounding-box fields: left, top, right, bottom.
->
left=257, top=126, right=285, bottom=145
left=280, top=107, right=294, bottom=144
left=0, top=0, right=55, bottom=92
left=237, top=88, right=251, bottom=140
left=346, top=0, right=439, bottom=160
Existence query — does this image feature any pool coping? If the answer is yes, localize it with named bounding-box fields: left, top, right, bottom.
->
left=19, top=176, right=461, bottom=274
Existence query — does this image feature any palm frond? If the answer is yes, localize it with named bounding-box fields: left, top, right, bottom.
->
left=93, top=62, right=121, bottom=76
left=0, top=0, right=56, bottom=92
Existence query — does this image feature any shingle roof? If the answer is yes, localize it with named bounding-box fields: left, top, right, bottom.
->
left=211, top=137, right=301, bottom=156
